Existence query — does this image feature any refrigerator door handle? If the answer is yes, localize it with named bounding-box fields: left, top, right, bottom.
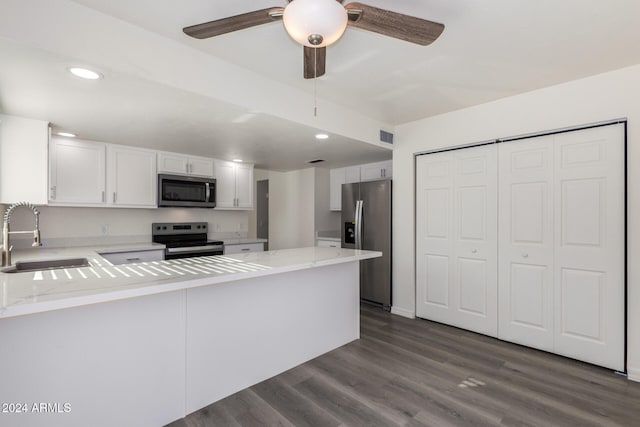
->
left=355, top=200, right=364, bottom=249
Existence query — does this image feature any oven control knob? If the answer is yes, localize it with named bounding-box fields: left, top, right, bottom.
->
left=162, top=226, right=167, bottom=230
left=156, top=226, right=160, bottom=230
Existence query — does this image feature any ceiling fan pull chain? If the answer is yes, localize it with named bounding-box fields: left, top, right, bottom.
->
left=314, top=47, right=318, bottom=117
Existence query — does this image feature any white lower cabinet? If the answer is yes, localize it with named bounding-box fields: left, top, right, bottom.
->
left=224, top=242, right=264, bottom=254
left=415, top=123, right=625, bottom=371
left=100, top=249, right=165, bottom=265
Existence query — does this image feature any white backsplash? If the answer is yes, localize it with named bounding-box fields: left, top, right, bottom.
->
left=1, top=205, right=249, bottom=249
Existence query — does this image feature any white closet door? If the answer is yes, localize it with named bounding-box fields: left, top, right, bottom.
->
left=416, top=145, right=498, bottom=337
left=553, top=124, right=625, bottom=370
left=498, top=136, right=555, bottom=351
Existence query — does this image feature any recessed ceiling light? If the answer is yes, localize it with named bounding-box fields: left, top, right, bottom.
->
left=68, top=67, right=103, bottom=80
left=233, top=159, right=243, bottom=163
left=57, top=132, right=76, bottom=137
left=315, top=133, right=329, bottom=140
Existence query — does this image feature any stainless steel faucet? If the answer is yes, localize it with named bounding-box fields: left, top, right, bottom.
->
left=2, top=202, right=42, bottom=267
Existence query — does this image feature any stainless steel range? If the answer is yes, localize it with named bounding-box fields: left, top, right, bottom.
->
left=152, top=222, right=224, bottom=260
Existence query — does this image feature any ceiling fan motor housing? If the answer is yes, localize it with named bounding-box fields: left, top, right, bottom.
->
left=283, top=0, right=348, bottom=47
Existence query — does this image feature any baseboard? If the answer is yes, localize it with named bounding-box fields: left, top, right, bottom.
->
left=391, top=306, right=415, bottom=319
left=627, top=366, right=640, bottom=382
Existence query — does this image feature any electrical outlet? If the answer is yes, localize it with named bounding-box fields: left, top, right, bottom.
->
left=215, top=223, right=221, bottom=232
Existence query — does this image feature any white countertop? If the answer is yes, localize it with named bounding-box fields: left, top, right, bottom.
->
left=0, top=246, right=381, bottom=319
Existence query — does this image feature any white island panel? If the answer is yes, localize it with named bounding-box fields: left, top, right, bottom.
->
left=186, top=262, right=359, bottom=412
left=0, top=291, right=186, bottom=427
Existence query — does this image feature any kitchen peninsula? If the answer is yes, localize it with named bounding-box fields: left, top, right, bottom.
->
left=0, top=246, right=381, bottom=427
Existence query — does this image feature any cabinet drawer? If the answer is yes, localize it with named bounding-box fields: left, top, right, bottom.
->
left=317, top=239, right=340, bottom=248
left=224, top=243, right=264, bottom=254
left=100, top=249, right=165, bottom=265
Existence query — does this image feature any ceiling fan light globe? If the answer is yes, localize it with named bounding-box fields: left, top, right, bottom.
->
left=283, top=0, right=347, bottom=48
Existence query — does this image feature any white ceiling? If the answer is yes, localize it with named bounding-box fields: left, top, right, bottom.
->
left=2, top=0, right=640, bottom=171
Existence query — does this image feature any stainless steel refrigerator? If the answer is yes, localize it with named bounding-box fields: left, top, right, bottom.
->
left=341, top=179, right=391, bottom=310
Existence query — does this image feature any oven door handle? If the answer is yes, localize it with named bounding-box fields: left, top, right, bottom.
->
left=166, top=245, right=223, bottom=254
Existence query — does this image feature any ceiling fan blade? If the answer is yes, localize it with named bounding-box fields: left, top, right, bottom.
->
left=303, top=46, right=326, bottom=79
left=345, top=2, right=444, bottom=46
left=183, top=7, right=284, bottom=39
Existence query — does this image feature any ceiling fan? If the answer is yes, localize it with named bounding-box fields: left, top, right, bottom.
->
left=183, top=0, right=444, bottom=79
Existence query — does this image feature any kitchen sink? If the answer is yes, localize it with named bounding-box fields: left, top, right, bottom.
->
left=1, top=257, right=90, bottom=274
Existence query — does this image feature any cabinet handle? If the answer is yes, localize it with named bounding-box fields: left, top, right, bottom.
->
left=50, top=185, right=56, bottom=200
left=471, top=248, right=477, bottom=253
left=126, top=257, right=141, bottom=262
left=186, top=163, right=189, bottom=173
left=189, top=163, right=193, bottom=174
left=522, top=253, right=529, bottom=258
left=113, top=192, right=116, bottom=203
left=241, top=248, right=250, bottom=251
left=102, top=191, right=105, bottom=202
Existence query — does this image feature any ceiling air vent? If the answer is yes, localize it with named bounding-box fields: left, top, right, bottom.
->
left=380, top=130, right=394, bottom=144
left=307, top=159, right=325, bottom=164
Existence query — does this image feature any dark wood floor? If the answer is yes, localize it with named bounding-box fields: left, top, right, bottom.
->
left=168, top=304, right=640, bottom=427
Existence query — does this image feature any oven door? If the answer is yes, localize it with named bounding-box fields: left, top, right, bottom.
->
left=165, top=245, right=223, bottom=260
left=158, top=174, right=216, bottom=208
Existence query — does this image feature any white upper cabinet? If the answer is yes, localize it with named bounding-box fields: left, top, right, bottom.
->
left=50, top=137, right=106, bottom=205
left=0, top=114, right=49, bottom=205
left=158, top=152, right=214, bottom=177
left=213, top=160, right=254, bottom=210
left=330, top=168, right=346, bottom=211
left=50, top=138, right=157, bottom=208
left=329, top=160, right=392, bottom=210
left=108, top=145, right=157, bottom=207
left=360, top=160, right=392, bottom=181
left=345, top=166, right=361, bottom=183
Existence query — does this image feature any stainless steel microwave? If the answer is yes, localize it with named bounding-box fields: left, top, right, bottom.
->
left=157, top=174, right=216, bottom=208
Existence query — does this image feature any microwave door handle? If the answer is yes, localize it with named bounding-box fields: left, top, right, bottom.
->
left=205, top=182, right=210, bottom=201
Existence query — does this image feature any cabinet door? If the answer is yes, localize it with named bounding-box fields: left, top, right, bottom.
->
left=381, top=160, right=392, bottom=179
left=329, top=168, right=346, bottom=211
left=109, top=146, right=157, bottom=207
left=498, top=136, right=555, bottom=351
left=214, top=160, right=236, bottom=208
left=158, top=152, right=189, bottom=175
left=224, top=243, right=263, bottom=254
left=235, top=164, right=254, bottom=209
left=50, top=137, right=106, bottom=204
left=360, top=161, right=386, bottom=181
left=189, top=156, right=214, bottom=177
left=345, top=166, right=361, bottom=183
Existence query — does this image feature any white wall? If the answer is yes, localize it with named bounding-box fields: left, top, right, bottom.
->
left=249, top=167, right=340, bottom=250
left=3, top=205, right=248, bottom=248
left=392, top=63, right=640, bottom=380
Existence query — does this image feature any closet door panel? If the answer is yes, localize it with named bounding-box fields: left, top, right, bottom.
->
left=416, top=146, right=498, bottom=337
left=416, top=154, right=454, bottom=320
left=452, top=147, right=498, bottom=336
left=553, top=124, right=625, bottom=371
left=498, top=137, right=555, bottom=350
